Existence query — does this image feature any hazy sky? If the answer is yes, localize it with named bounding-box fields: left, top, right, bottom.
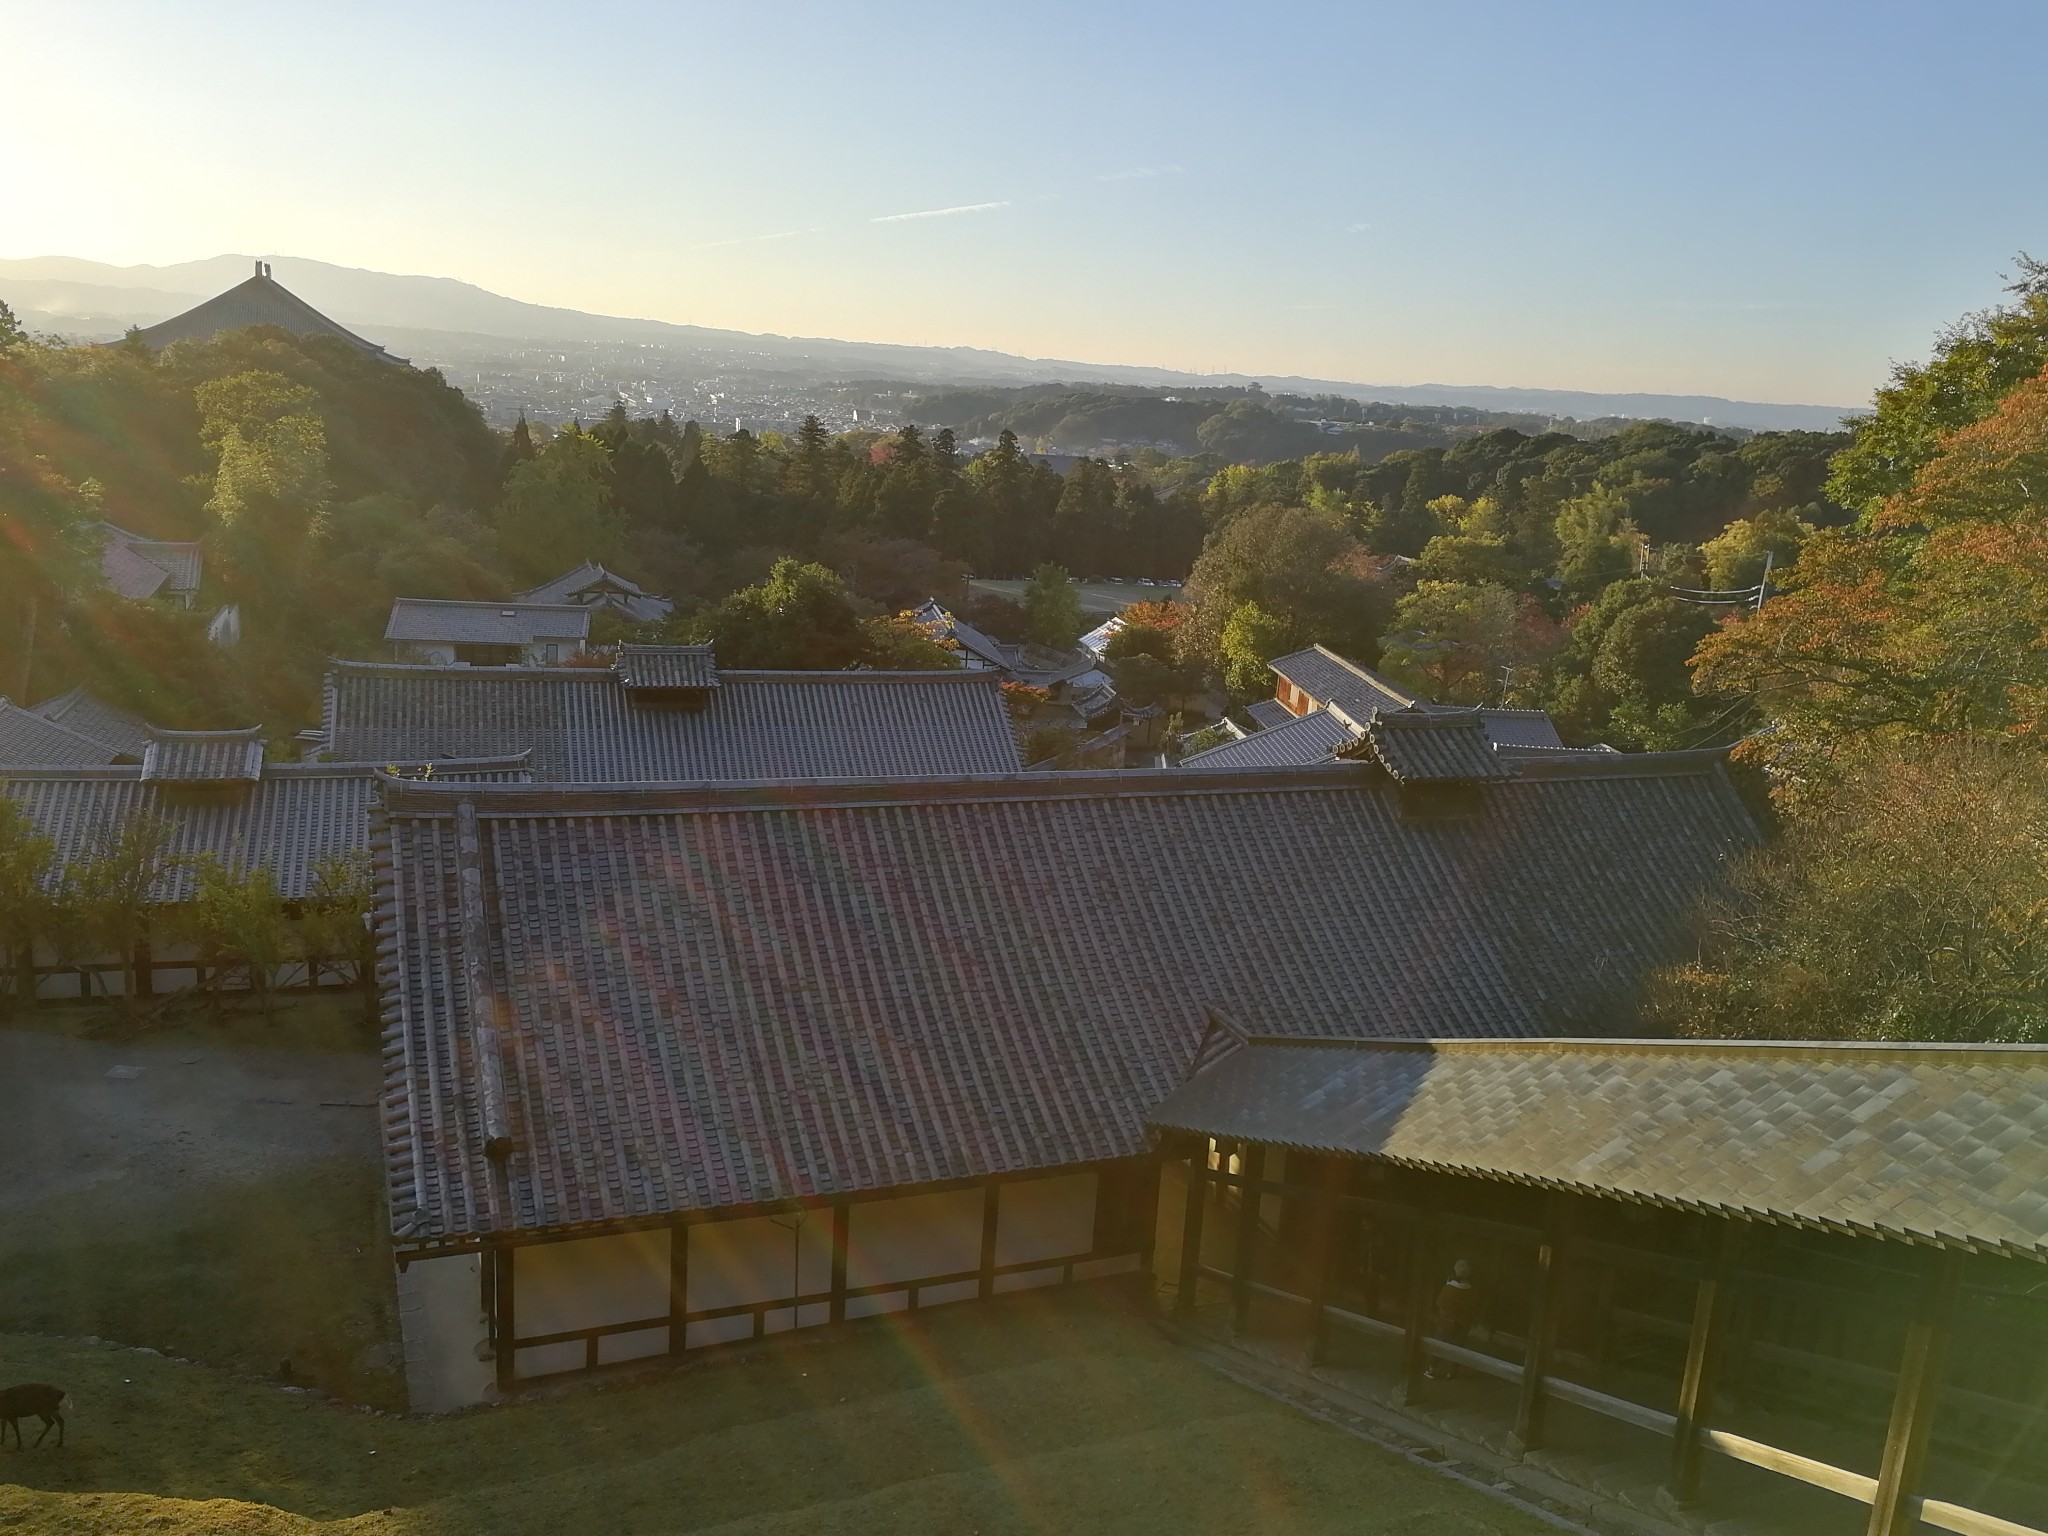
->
left=6, top=0, right=2046, bottom=405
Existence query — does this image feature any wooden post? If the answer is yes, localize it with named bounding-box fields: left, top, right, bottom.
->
left=1304, top=1157, right=1347, bottom=1367
left=978, top=1179, right=1001, bottom=1300
left=829, top=1200, right=850, bottom=1324
left=1401, top=1217, right=1433, bottom=1405
left=1231, top=1144, right=1266, bottom=1335
left=492, top=1244, right=516, bottom=1394
left=1867, top=1248, right=1963, bottom=1536
left=1511, top=1195, right=1570, bottom=1454
left=1174, top=1150, right=1208, bottom=1319
left=1667, top=1219, right=1744, bottom=1506
left=667, top=1217, right=689, bottom=1355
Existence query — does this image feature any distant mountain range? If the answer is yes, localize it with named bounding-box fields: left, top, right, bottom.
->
left=0, top=254, right=1863, bottom=433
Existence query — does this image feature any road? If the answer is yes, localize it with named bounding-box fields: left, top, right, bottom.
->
left=969, top=577, right=1184, bottom=617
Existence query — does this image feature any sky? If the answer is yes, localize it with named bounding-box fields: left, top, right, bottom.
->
left=4, top=0, right=2046, bottom=407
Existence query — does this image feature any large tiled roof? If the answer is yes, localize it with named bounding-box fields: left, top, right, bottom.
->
left=384, top=599, right=592, bottom=647
left=909, top=601, right=1096, bottom=689
left=1363, top=710, right=1511, bottom=784
left=2, top=755, right=531, bottom=902
left=323, top=662, right=1023, bottom=781
left=99, top=524, right=202, bottom=600
left=1268, top=645, right=1567, bottom=751
left=1148, top=1037, right=2048, bottom=1261
left=127, top=268, right=404, bottom=364
left=516, top=563, right=674, bottom=624
left=30, top=690, right=154, bottom=759
left=0, top=700, right=132, bottom=767
left=372, top=753, right=1758, bottom=1247
left=1182, top=708, right=1357, bottom=769
left=141, top=727, right=266, bottom=784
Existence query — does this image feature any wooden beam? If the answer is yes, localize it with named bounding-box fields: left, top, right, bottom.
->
left=829, top=1200, right=850, bottom=1324
left=1868, top=1248, right=1964, bottom=1536
left=1174, top=1154, right=1208, bottom=1319
left=1512, top=1195, right=1569, bottom=1453
left=666, top=1216, right=689, bottom=1355
left=492, top=1244, right=516, bottom=1394
left=1668, top=1219, right=1744, bottom=1505
left=978, top=1179, right=1000, bottom=1300
left=1304, top=1158, right=1347, bottom=1367
left=1230, top=1144, right=1266, bottom=1335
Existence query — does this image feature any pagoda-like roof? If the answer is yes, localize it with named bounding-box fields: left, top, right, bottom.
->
left=126, top=262, right=405, bottom=364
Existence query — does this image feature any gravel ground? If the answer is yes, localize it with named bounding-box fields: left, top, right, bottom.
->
left=0, top=1026, right=381, bottom=1233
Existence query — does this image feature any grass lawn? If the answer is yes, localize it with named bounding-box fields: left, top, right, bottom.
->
left=0, top=1290, right=1556, bottom=1535
left=9, top=989, right=380, bottom=1056
left=969, top=577, right=1182, bottom=618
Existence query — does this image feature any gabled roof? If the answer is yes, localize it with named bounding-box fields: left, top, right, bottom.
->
left=141, top=726, right=266, bottom=784
left=909, top=601, right=1096, bottom=689
left=383, top=599, right=593, bottom=647
left=1182, top=707, right=1356, bottom=770
left=126, top=265, right=405, bottom=364
left=1, top=754, right=532, bottom=902
left=1363, top=710, right=1511, bottom=784
left=99, top=523, right=202, bottom=600
left=1147, top=1036, right=2048, bottom=1261
left=0, top=699, right=132, bottom=767
left=514, top=563, right=674, bottom=623
left=372, top=753, right=1759, bottom=1247
left=32, top=690, right=156, bottom=759
left=1243, top=698, right=1297, bottom=732
left=323, top=661, right=1023, bottom=781
left=614, top=644, right=718, bottom=692
left=1269, top=644, right=1567, bottom=752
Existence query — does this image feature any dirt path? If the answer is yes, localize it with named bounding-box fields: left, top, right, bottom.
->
left=0, top=1025, right=381, bottom=1232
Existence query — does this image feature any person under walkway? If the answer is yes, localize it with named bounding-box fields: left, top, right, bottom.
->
left=1424, top=1258, right=1479, bottom=1380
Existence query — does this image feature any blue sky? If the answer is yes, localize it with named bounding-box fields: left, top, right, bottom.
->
left=5, top=0, right=2045, bottom=405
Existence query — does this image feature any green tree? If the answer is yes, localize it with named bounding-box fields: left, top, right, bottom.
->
left=1377, top=582, right=1522, bottom=705
left=1699, top=507, right=1811, bottom=592
left=495, top=427, right=626, bottom=582
left=683, top=557, right=870, bottom=668
left=173, top=855, right=293, bottom=1015
left=1414, top=532, right=1524, bottom=587
left=1218, top=601, right=1298, bottom=698
left=0, top=799, right=58, bottom=1013
left=302, top=850, right=376, bottom=1015
left=1021, top=563, right=1083, bottom=648
left=1179, top=504, right=1383, bottom=675
left=66, top=813, right=180, bottom=1011
left=0, top=299, right=25, bottom=350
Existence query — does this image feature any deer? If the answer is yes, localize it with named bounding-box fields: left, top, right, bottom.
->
left=0, top=1383, right=70, bottom=1449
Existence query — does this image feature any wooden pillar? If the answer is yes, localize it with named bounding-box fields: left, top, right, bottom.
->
left=1400, top=1216, right=1433, bottom=1405
left=1667, top=1220, right=1744, bottom=1506
left=978, top=1179, right=1001, bottom=1300
left=667, top=1216, right=689, bottom=1355
left=134, top=939, right=155, bottom=1000
left=1304, top=1158, right=1347, bottom=1367
left=829, top=1200, right=851, bottom=1323
left=492, top=1244, right=517, bottom=1394
left=1230, top=1143, right=1266, bottom=1335
left=1866, top=1248, right=1963, bottom=1536
left=1512, top=1195, right=1571, bottom=1454
left=1174, top=1149, right=1208, bottom=1319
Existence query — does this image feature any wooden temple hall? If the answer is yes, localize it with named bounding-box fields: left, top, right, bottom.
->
left=1150, top=1036, right=2048, bottom=1536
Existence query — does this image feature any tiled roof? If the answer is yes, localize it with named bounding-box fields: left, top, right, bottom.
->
left=372, top=753, right=1759, bottom=1246
left=383, top=599, right=592, bottom=647
left=614, top=644, right=718, bottom=691
left=141, top=726, right=266, bottom=784
left=127, top=268, right=404, bottom=364
left=516, top=563, right=674, bottom=624
left=1243, top=698, right=1297, bottom=731
left=0, top=700, right=130, bottom=767
left=100, top=524, right=202, bottom=599
left=1364, top=710, right=1511, bottom=783
left=33, top=690, right=155, bottom=759
left=1267, top=645, right=1567, bottom=751
left=909, top=601, right=1096, bottom=688
left=2, top=755, right=531, bottom=902
left=1182, top=708, right=1357, bottom=769
left=324, top=662, right=1023, bottom=781
left=1147, top=1037, right=2048, bottom=1261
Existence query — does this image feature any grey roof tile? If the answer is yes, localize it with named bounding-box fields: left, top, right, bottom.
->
left=615, top=644, right=718, bottom=691
left=1243, top=698, right=1297, bottom=731
left=0, top=700, right=131, bottom=767
left=141, top=727, right=266, bottom=783
left=325, top=662, right=1022, bottom=781
left=1182, top=708, right=1356, bottom=769
left=30, top=690, right=155, bottom=758
left=1269, top=644, right=1567, bottom=751
left=515, top=563, right=674, bottom=623
left=1148, top=1037, right=2048, bottom=1260
left=1365, top=710, right=1512, bottom=783
left=383, top=599, right=592, bottom=646
left=127, top=268, right=404, bottom=363
left=373, top=753, right=1760, bottom=1245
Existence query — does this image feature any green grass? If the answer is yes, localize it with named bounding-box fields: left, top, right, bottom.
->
left=0, top=1159, right=403, bottom=1412
left=10, top=990, right=380, bottom=1056
left=0, top=1291, right=1554, bottom=1535
left=969, top=577, right=1182, bottom=618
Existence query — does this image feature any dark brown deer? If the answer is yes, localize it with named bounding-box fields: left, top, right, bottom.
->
left=0, top=1383, right=69, bottom=1448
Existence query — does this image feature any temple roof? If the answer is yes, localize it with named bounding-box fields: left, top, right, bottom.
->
left=125, top=263, right=405, bottom=364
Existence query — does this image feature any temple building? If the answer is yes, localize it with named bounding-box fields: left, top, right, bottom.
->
left=124, top=261, right=406, bottom=364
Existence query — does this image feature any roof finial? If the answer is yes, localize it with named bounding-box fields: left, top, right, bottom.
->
left=255, top=259, right=263, bottom=277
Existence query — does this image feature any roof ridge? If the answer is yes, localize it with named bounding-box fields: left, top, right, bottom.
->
left=1241, top=1034, right=2048, bottom=1060
left=389, top=597, right=591, bottom=614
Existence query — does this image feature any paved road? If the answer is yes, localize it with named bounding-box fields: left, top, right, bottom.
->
left=0, top=1026, right=381, bottom=1230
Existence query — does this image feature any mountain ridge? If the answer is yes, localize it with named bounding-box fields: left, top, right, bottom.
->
left=0, top=253, right=1863, bottom=431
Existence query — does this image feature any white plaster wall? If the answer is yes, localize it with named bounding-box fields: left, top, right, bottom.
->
left=688, top=1211, right=832, bottom=1316
left=995, top=1173, right=1096, bottom=1268
left=846, top=1187, right=983, bottom=1288
left=396, top=1252, right=496, bottom=1413
left=514, top=1229, right=669, bottom=1377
